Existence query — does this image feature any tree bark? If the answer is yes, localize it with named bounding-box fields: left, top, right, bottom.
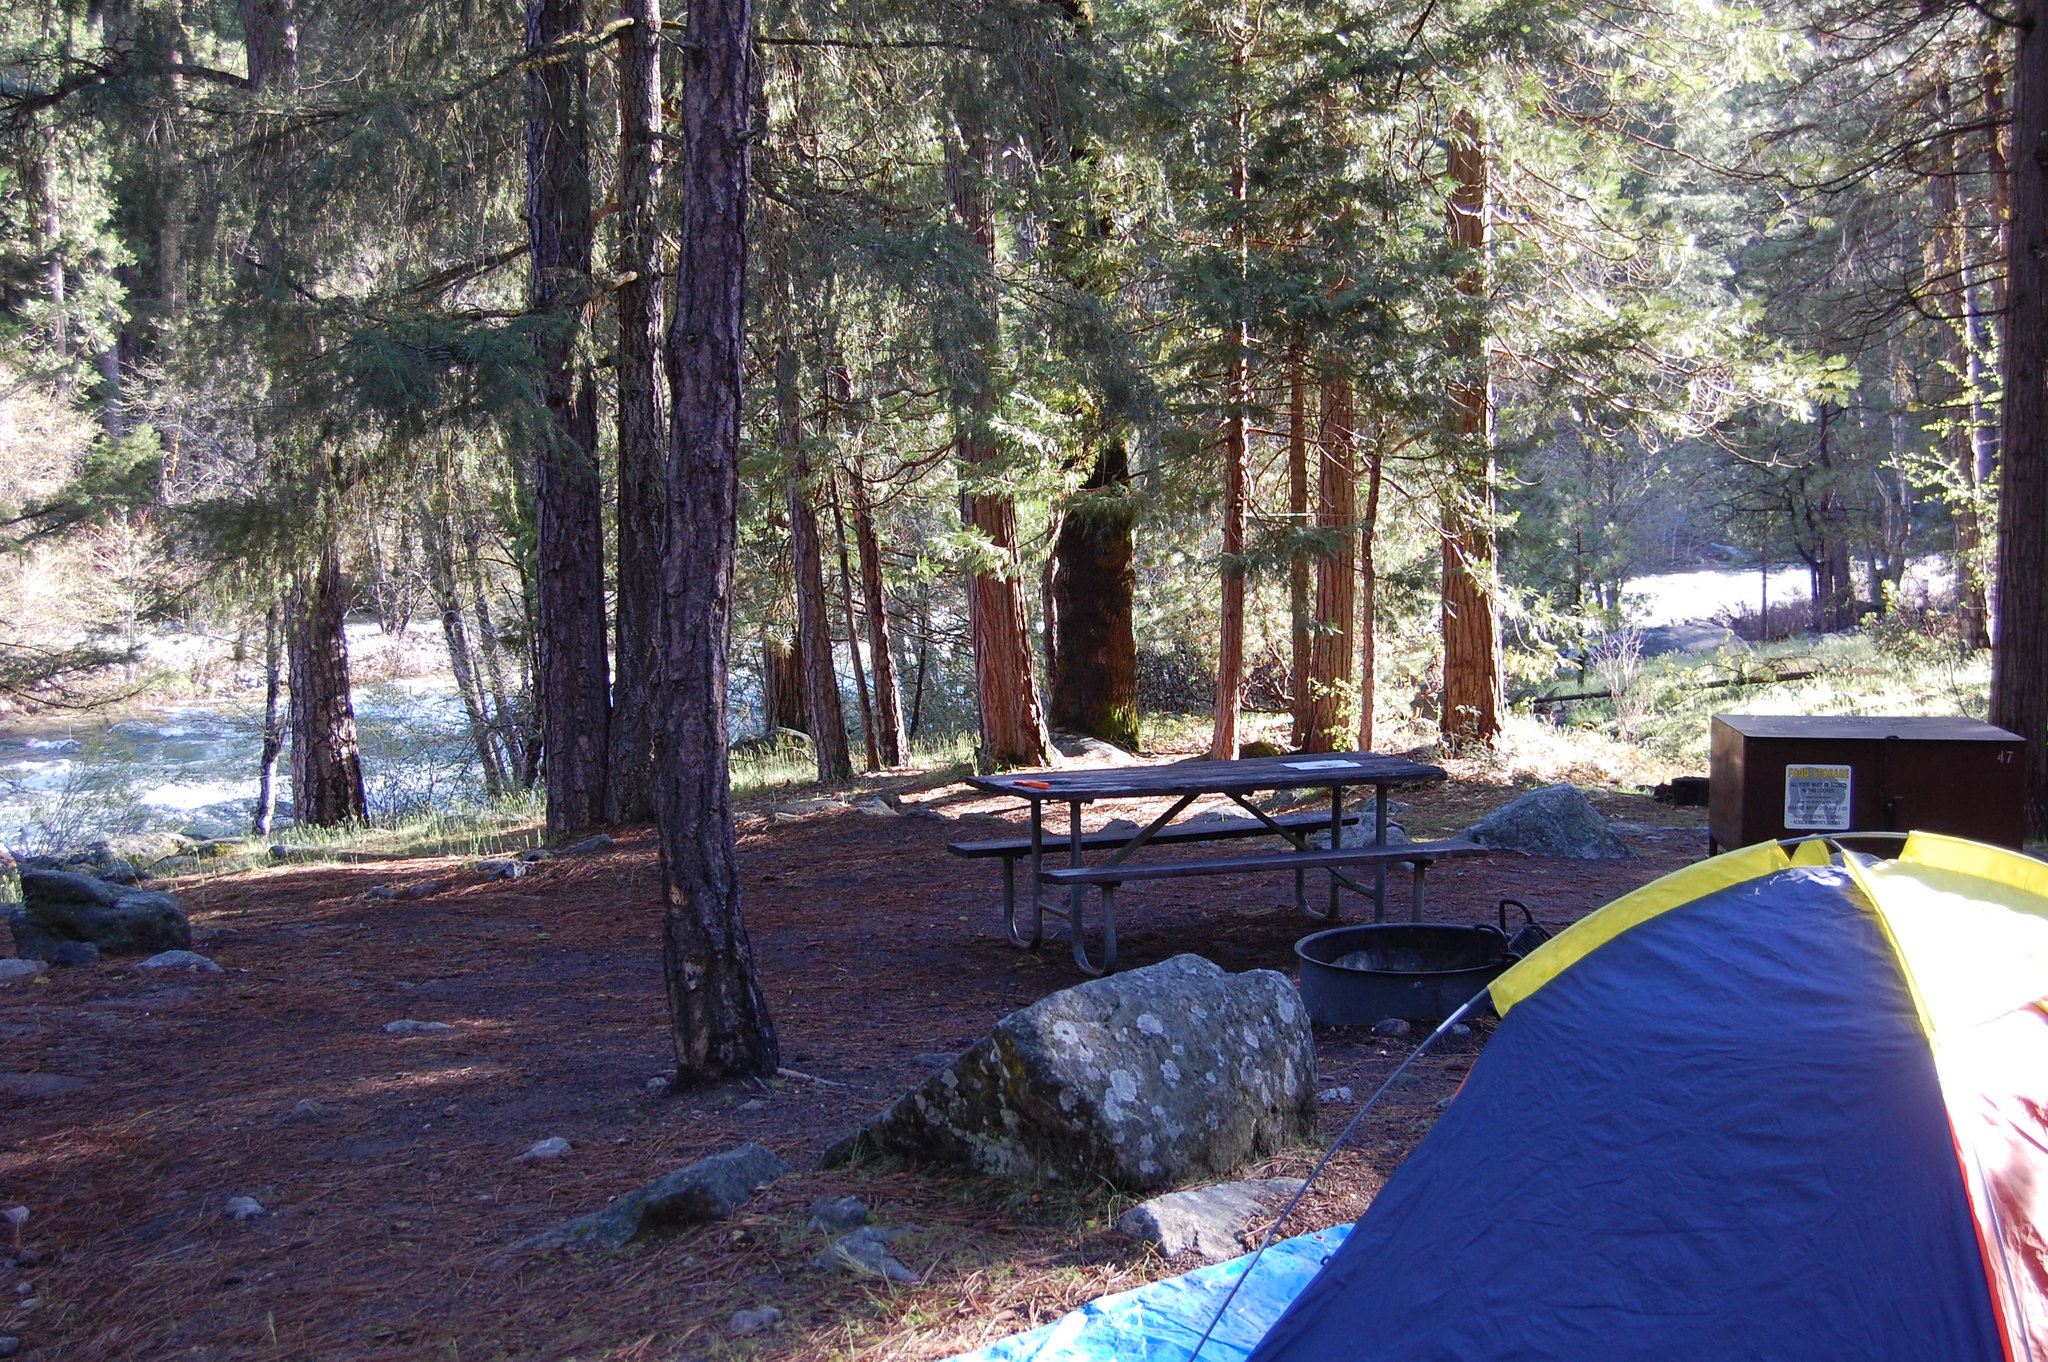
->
left=252, top=602, right=284, bottom=836
left=1302, top=374, right=1356, bottom=752
left=829, top=472, right=881, bottom=771
left=656, top=0, right=778, bottom=1083
left=761, top=636, right=810, bottom=734
left=287, top=546, right=367, bottom=827
left=1288, top=345, right=1311, bottom=748
left=1357, top=437, right=1383, bottom=752
left=528, top=0, right=611, bottom=836
left=1208, top=64, right=1251, bottom=762
left=848, top=457, right=908, bottom=765
left=1993, top=0, right=2048, bottom=842
left=1048, top=440, right=1140, bottom=750
left=778, top=330, right=853, bottom=783
left=1440, top=110, right=1501, bottom=744
left=948, top=123, right=1052, bottom=770
left=607, top=0, right=666, bottom=823
left=424, top=496, right=512, bottom=798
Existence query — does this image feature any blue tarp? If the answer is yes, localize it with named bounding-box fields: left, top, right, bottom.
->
left=947, top=1225, right=1352, bottom=1362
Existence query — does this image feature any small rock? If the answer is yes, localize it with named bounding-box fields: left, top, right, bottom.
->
left=287, top=1099, right=333, bottom=1122
left=383, top=1019, right=454, bottom=1036
left=807, top=1195, right=869, bottom=1232
left=814, top=1225, right=916, bottom=1283
left=223, top=1196, right=265, bottom=1221
left=1371, top=1017, right=1412, bottom=1037
left=1457, top=784, right=1633, bottom=860
left=1116, top=1178, right=1305, bottom=1262
left=645, top=1075, right=670, bottom=1092
left=768, top=798, right=851, bottom=818
left=728, top=1307, right=783, bottom=1336
left=1449, top=1023, right=1473, bottom=1038
left=0, top=960, right=46, bottom=982
left=560, top=834, right=613, bottom=855
left=1317, top=1086, right=1353, bottom=1103
left=518, top=848, right=556, bottom=864
left=0, top=1334, right=18, bottom=1358
left=852, top=797, right=899, bottom=817
left=517, top=1137, right=572, bottom=1162
left=96, top=859, right=144, bottom=885
left=364, top=884, right=398, bottom=901
left=515, top=1143, right=791, bottom=1251
left=137, top=950, right=222, bottom=972
left=911, top=1052, right=958, bottom=1068
left=8, top=1251, right=35, bottom=1268
left=397, top=879, right=452, bottom=901
left=49, top=941, right=99, bottom=968
left=1307, top=822, right=1408, bottom=850
left=477, top=859, right=527, bottom=881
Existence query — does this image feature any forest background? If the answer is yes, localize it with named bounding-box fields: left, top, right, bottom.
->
left=3, top=0, right=2045, bottom=1073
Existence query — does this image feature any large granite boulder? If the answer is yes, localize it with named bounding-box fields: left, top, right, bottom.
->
left=1456, top=784, right=1633, bottom=860
left=838, top=955, right=1317, bottom=1192
left=9, top=869, right=191, bottom=959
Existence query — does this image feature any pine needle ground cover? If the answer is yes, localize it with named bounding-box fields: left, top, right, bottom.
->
left=0, top=773, right=1698, bottom=1360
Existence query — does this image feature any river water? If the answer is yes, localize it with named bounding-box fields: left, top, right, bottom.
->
left=0, top=561, right=1951, bottom=854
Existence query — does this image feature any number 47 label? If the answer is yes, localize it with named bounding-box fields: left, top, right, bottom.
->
left=1785, top=764, right=1852, bottom=831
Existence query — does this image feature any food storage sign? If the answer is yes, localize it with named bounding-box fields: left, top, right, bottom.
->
left=1784, top=764, right=1853, bottom=831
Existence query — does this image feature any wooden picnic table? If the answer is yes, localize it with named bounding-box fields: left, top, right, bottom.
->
left=959, top=750, right=1461, bottom=974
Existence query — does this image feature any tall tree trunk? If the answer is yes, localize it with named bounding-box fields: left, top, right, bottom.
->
left=528, top=0, right=611, bottom=837
left=1302, top=374, right=1356, bottom=752
left=607, top=0, right=666, bottom=823
left=1048, top=440, right=1140, bottom=750
left=1440, top=110, right=1501, bottom=744
left=761, top=636, right=810, bottom=734
left=425, top=498, right=512, bottom=798
left=1929, top=96, right=1993, bottom=649
left=829, top=473, right=882, bottom=771
left=252, top=602, right=284, bottom=836
left=1209, top=59, right=1251, bottom=762
left=1357, top=437, right=1384, bottom=752
left=1993, top=0, right=2048, bottom=842
left=848, top=457, right=907, bottom=765
left=777, top=324, right=853, bottom=782
left=1288, top=344, right=1311, bottom=748
left=287, top=546, right=367, bottom=827
left=657, top=0, right=778, bottom=1083
left=948, top=122, right=1052, bottom=770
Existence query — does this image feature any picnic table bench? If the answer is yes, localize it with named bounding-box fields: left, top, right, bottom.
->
left=952, top=751, right=1483, bottom=974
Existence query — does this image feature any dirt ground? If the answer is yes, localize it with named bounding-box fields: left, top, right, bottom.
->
left=0, top=766, right=1706, bottom=1362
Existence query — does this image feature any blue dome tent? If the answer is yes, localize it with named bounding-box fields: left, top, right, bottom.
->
left=957, top=833, right=2048, bottom=1362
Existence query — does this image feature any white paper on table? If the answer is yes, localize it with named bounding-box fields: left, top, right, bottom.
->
left=1282, top=759, right=1360, bottom=770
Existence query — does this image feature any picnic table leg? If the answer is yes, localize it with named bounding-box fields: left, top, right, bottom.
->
left=1374, top=785, right=1390, bottom=922
left=1015, top=802, right=1045, bottom=947
left=1411, top=858, right=1429, bottom=922
left=1327, top=786, right=1344, bottom=921
left=1071, top=882, right=1117, bottom=976
left=1067, top=799, right=1086, bottom=958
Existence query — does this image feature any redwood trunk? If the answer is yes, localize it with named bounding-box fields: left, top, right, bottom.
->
left=1049, top=441, right=1140, bottom=750
left=528, top=0, right=611, bottom=835
left=948, top=128, right=1051, bottom=770
left=1303, top=375, right=1356, bottom=752
left=849, top=461, right=908, bottom=765
left=761, top=636, right=810, bottom=734
left=656, top=0, right=778, bottom=1083
left=1993, top=0, right=2048, bottom=842
left=607, top=0, right=666, bottom=823
left=1209, top=72, right=1251, bottom=762
left=1357, top=440, right=1383, bottom=752
left=1288, top=347, right=1311, bottom=748
left=1440, top=111, right=1501, bottom=744
left=287, top=547, right=367, bottom=827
